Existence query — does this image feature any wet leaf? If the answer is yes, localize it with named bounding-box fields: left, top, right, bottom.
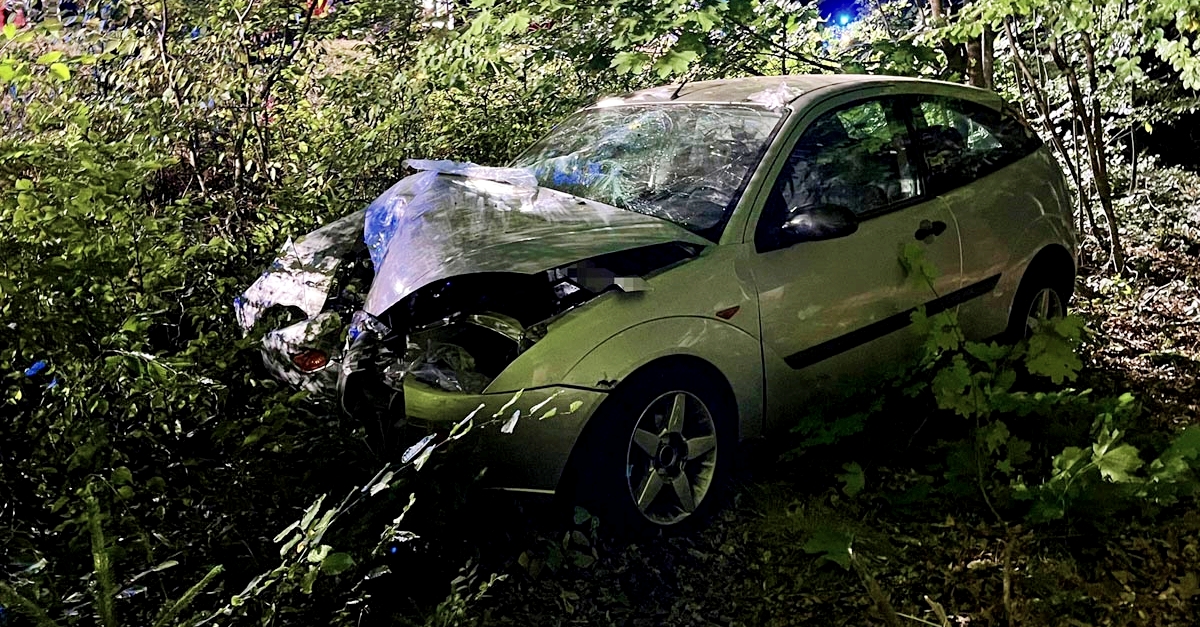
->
left=501, top=409, right=521, bottom=434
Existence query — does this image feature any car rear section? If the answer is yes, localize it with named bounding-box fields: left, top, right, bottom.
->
left=898, top=86, right=1077, bottom=339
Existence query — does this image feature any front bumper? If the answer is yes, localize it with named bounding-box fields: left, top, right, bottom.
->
left=339, top=328, right=606, bottom=493
left=404, top=379, right=605, bottom=493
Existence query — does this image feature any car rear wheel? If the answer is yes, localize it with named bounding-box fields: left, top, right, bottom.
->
left=1006, top=266, right=1072, bottom=341
left=572, top=366, right=736, bottom=535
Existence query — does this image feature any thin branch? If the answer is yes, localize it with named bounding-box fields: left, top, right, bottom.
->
left=726, top=19, right=841, bottom=72
left=154, top=565, right=224, bottom=627
left=87, top=492, right=118, bottom=627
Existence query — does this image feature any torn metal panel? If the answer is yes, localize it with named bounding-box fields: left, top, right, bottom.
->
left=362, top=160, right=539, bottom=270
left=235, top=210, right=366, bottom=331
left=260, top=311, right=344, bottom=394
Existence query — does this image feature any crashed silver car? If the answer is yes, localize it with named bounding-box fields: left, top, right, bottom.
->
left=237, top=75, right=1076, bottom=531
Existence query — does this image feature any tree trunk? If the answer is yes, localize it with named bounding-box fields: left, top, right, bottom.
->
left=1049, top=35, right=1126, bottom=273
left=930, top=0, right=969, bottom=81
left=965, top=28, right=995, bottom=88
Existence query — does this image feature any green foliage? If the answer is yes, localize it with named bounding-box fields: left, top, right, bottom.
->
left=790, top=243, right=1199, bottom=537
left=836, top=462, right=866, bottom=497
left=802, top=528, right=854, bottom=569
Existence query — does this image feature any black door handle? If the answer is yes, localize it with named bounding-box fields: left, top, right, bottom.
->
left=914, top=220, right=947, bottom=241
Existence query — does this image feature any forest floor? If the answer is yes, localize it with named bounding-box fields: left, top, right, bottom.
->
left=383, top=169, right=1200, bottom=627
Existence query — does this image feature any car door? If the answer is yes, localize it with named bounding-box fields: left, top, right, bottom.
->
left=907, top=94, right=1053, bottom=339
left=742, top=95, right=964, bottom=433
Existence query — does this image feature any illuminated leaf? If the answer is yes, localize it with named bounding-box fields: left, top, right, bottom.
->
left=49, top=63, right=71, bottom=81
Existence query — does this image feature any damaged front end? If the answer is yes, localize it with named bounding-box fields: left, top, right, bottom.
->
left=239, top=159, right=706, bottom=412
left=235, top=211, right=374, bottom=396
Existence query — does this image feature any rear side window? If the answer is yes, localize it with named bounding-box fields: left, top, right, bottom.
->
left=913, top=96, right=1043, bottom=193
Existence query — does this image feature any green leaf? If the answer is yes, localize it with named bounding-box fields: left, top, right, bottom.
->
left=3, top=24, right=15, bottom=40
left=320, top=552, right=354, bottom=575
left=965, top=341, right=1009, bottom=364
left=931, top=355, right=976, bottom=416
left=981, top=421, right=1010, bottom=454
left=37, top=51, right=64, bottom=65
left=1051, top=446, right=1089, bottom=477
left=899, top=241, right=939, bottom=289
left=0, top=64, right=14, bottom=83
left=49, top=63, right=71, bottom=81
left=652, top=49, right=698, bottom=78
left=1094, top=443, right=1144, bottom=483
left=14, top=178, right=32, bottom=190
left=837, top=462, right=865, bottom=496
left=802, top=528, right=853, bottom=569
left=691, top=7, right=719, bottom=31
left=1025, top=317, right=1085, bottom=384
left=573, top=506, right=592, bottom=526
left=112, top=466, right=133, bottom=485
left=610, top=51, right=650, bottom=75
left=1158, top=425, right=1200, bottom=464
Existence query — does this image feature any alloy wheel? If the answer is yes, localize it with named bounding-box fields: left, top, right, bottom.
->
left=625, top=390, right=718, bottom=525
left=1024, top=287, right=1065, bottom=336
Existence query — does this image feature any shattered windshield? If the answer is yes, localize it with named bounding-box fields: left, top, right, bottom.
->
left=510, top=104, right=784, bottom=239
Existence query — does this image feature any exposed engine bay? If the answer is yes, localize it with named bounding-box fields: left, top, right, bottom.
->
left=356, top=240, right=701, bottom=396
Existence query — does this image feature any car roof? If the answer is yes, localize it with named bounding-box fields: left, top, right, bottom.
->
left=590, top=74, right=1000, bottom=108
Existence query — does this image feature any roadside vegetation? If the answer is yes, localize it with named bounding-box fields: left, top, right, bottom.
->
left=1, top=0, right=1198, bottom=625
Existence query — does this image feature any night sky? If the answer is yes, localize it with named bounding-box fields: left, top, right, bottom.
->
left=816, top=0, right=859, bottom=25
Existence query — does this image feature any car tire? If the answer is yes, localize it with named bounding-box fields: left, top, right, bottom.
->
left=571, top=364, right=737, bottom=536
left=1004, top=263, right=1073, bottom=341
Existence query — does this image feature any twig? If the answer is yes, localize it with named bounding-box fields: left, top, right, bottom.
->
left=850, top=550, right=903, bottom=627
left=0, top=580, right=61, bottom=627
left=897, top=612, right=945, bottom=627
left=87, top=492, right=119, bottom=627
left=924, top=595, right=951, bottom=626
left=154, top=565, right=224, bottom=627
left=1003, top=530, right=1017, bottom=626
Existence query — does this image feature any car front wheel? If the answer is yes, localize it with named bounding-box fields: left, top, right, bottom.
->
left=572, top=366, right=736, bottom=535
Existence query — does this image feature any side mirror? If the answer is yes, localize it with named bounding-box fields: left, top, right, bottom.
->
left=779, top=203, right=859, bottom=244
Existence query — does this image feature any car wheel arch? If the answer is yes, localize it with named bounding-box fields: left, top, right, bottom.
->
left=1003, top=243, right=1077, bottom=336
left=1015, top=243, right=1077, bottom=303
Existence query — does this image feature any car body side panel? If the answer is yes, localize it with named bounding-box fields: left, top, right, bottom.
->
left=484, top=244, right=760, bottom=392
left=939, top=147, right=1076, bottom=339
left=729, top=83, right=966, bottom=433
left=557, top=316, right=765, bottom=441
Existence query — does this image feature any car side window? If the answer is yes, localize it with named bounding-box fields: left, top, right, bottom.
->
left=756, top=98, right=920, bottom=251
left=913, top=96, right=1044, bottom=193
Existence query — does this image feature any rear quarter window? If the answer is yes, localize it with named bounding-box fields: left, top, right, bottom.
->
left=913, top=96, right=1044, bottom=193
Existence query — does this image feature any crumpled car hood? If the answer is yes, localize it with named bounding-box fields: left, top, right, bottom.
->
left=361, top=159, right=711, bottom=317
left=236, top=160, right=711, bottom=334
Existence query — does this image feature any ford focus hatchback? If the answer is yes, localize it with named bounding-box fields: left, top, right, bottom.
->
left=237, top=75, right=1077, bottom=532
